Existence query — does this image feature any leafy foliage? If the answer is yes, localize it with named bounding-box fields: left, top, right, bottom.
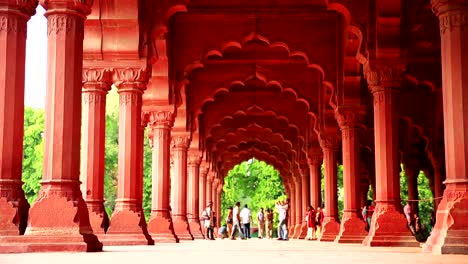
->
left=22, top=107, right=45, bottom=203
left=221, top=159, right=286, bottom=226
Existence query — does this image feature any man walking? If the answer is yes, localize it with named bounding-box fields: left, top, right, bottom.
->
left=240, top=204, right=252, bottom=238
left=230, top=202, right=245, bottom=240
left=257, top=208, right=265, bottom=239
left=275, top=199, right=289, bottom=240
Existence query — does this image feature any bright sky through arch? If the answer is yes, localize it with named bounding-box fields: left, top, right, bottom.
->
left=25, top=5, right=47, bottom=109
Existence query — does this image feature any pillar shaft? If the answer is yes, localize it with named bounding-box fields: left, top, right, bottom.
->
left=405, top=166, right=420, bottom=214
left=424, top=0, right=468, bottom=254
left=297, top=166, right=310, bottom=239
left=147, top=110, right=178, bottom=243
left=292, top=178, right=302, bottom=238
left=21, top=1, right=103, bottom=252
left=335, top=108, right=367, bottom=243
left=80, top=69, right=111, bottom=235
left=187, top=151, right=203, bottom=239
left=319, top=136, right=341, bottom=241
left=0, top=1, right=35, bottom=236
left=308, top=152, right=323, bottom=209
left=363, top=66, right=417, bottom=247
left=199, top=165, right=208, bottom=224
left=106, top=69, right=153, bottom=245
left=170, top=134, right=193, bottom=240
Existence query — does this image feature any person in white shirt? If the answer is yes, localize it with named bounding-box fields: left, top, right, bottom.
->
left=201, top=201, right=214, bottom=240
left=275, top=199, right=289, bottom=240
left=230, top=202, right=245, bottom=240
left=240, top=204, right=252, bottom=238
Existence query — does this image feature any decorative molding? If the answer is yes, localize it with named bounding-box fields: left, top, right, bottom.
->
left=171, top=135, right=190, bottom=149
left=438, top=10, right=468, bottom=34
left=0, top=15, right=27, bottom=34
left=82, top=68, right=110, bottom=83
left=82, top=92, right=105, bottom=104
left=147, top=111, right=174, bottom=128
left=119, top=93, right=139, bottom=106
left=47, top=15, right=74, bottom=36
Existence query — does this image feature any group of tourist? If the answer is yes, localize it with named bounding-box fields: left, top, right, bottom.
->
left=201, top=198, right=329, bottom=241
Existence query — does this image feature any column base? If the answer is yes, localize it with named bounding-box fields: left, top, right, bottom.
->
left=148, top=210, right=179, bottom=243
left=423, top=188, right=468, bottom=254
left=0, top=234, right=102, bottom=253
left=297, top=222, right=308, bottom=239
left=292, top=223, right=302, bottom=239
left=173, top=215, right=194, bottom=240
left=319, top=217, right=340, bottom=242
left=87, top=204, right=110, bottom=235
left=363, top=203, right=418, bottom=247
left=335, top=213, right=367, bottom=243
left=188, top=219, right=204, bottom=239
left=0, top=197, right=29, bottom=236
left=19, top=193, right=102, bottom=252
left=106, top=208, right=154, bottom=246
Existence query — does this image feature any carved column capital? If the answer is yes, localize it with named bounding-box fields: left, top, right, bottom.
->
left=431, top=0, right=468, bottom=34
left=187, top=151, right=202, bottom=166
left=82, top=68, right=112, bottom=92
left=40, top=0, right=93, bottom=15
left=364, top=65, right=404, bottom=92
left=112, top=67, right=149, bottom=91
left=147, top=111, right=174, bottom=128
left=319, top=134, right=341, bottom=150
left=0, top=0, right=38, bottom=16
left=307, top=148, right=323, bottom=166
left=335, top=106, right=366, bottom=129
left=171, top=134, right=190, bottom=150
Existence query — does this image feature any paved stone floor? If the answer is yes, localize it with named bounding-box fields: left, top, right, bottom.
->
left=0, top=239, right=467, bottom=264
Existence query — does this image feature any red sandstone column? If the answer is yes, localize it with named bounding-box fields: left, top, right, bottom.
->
left=106, top=68, right=153, bottom=245
left=335, top=107, right=367, bottom=243
left=147, top=111, right=178, bottom=243
left=289, top=182, right=296, bottom=235
left=432, top=159, right=445, bottom=210
left=363, top=66, right=417, bottom=247
left=293, top=178, right=302, bottom=238
left=206, top=174, right=213, bottom=205
left=199, top=163, right=208, bottom=225
left=170, top=134, right=194, bottom=240
left=22, top=0, right=102, bottom=252
left=319, top=135, right=341, bottom=242
left=80, top=69, right=111, bottom=235
left=298, top=163, right=310, bottom=239
left=0, top=0, right=35, bottom=237
left=424, top=0, right=468, bottom=254
left=187, top=151, right=204, bottom=239
left=405, top=166, right=420, bottom=214
left=308, top=150, right=323, bottom=209
left=215, top=184, right=222, bottom=228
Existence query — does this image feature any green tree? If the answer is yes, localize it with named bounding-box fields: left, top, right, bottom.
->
left=320, top=164, right=344, bottom=220
left=221, top=159, right=286, bottom=227
left=22, top=107, right=45, bottom=203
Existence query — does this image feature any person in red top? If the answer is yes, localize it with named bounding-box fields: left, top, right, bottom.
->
left=305, top=206, right=316, bottom=240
